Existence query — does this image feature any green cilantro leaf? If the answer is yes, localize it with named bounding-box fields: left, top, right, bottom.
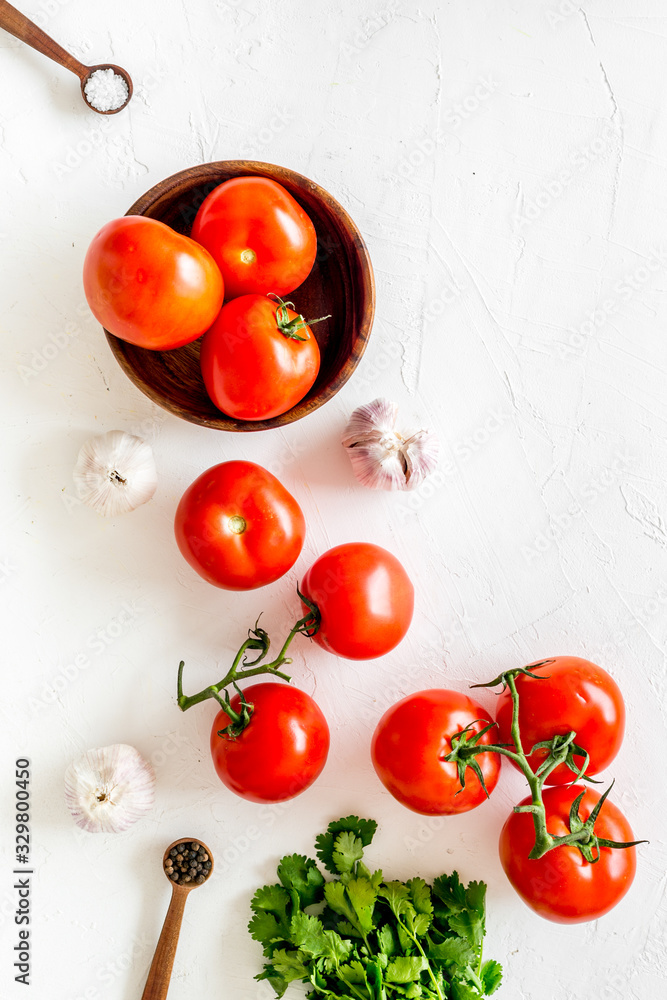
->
left=332, top=831, right=366, bottom=877
left=450, top=979, right=485, bottom=1000
left=385, top=957, right=427, bottom=983
left=248, top=911, right=286, bottom=951
left=315, top=816, right=378, bottom=874
left=377, top=924, right=397, bottom=957
left=432, top=872, right=467, bottom=913
left=278, top=853, right=325, bottom=907
left=480, top=960, right=503, bottom=995
left=339, top=960, right=367, bottom=985
left=378, top=881, right=411, bottom=918
left=270, top=948, right=310, bottom=983
left=427, top=937, right=476, bottom=967
left=255, top=965, right=290, bottom=998
left=291, top=911, right=353, bottom=965
left=407, top=878, right=433, bottom=920
left=346, top=877, right=378, bottom=936
left=249, top=884, right=292, bottom=949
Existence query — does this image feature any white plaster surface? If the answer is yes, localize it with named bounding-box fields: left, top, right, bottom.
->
left=1, top=1, right=667, bottom=997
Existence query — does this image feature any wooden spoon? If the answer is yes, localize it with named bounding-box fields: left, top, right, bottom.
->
left=0, top=0, right=132, bottom=113
left=141, top=838, right=214, bottom=1000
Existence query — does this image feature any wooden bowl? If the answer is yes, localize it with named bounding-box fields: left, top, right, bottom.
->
left=104, top=161, right=375, bottom=431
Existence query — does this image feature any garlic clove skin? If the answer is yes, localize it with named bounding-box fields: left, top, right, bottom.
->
left=64, top=744, right=155, bottom=834
left=73, top=430, right=158, bottom=516
left=342, top=398, right=439, bottom=492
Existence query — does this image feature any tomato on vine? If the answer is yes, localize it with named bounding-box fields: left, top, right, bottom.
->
left=371, top=689, right=501, bottom=815
left=495, top=656, right=625, bottom=785
left=209, top=683, right=329, bottom=804
left=499, top=785, right=638, bottom=923
left=299, top=542, right=414, bottom=660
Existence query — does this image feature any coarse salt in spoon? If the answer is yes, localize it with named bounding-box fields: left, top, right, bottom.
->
left=141, top=838, right=214, bottom=1000
left=0, top=0, right=132, bottom=114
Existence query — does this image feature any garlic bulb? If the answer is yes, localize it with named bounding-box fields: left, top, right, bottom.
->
left=73, top=430, right=157, bottom=516
left=64, top=744, right=155, bottom=833
left=342, top=398, right=439, bottom=491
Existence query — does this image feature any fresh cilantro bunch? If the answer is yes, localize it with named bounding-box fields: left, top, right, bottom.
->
left=249, top=816, right=502, bottom=1000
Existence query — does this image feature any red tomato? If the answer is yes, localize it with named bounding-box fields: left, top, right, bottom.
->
left=210, top=683, right=329, bottom=803
left=300, top=542, right=414, bottom=660
left=174, top=461, right=305, bottom=590
left=200, top=295, right=320, bottom=420
left=191, top=176, right=317, bottom=299
left=499, top=785, right=637, bottom=922
left=83, top=216, right=224, bottom=350
left=495, top=656, right=625, bottom=784
left=371, top=689, right=501, bottom=815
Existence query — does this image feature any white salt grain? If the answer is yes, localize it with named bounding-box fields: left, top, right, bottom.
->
left=84, top=68, right=129, bottom=112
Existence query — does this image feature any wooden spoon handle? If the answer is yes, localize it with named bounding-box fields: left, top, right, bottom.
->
left=140, top=888, right=188, bottom=1000
left=0, top=0, right=87, bottom=78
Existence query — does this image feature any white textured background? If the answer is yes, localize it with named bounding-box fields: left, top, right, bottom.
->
left=1, top=1, right=667, bottom=997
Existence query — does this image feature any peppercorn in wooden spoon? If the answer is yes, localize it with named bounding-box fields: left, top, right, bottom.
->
left=141, top=838, right=214, bottom=1000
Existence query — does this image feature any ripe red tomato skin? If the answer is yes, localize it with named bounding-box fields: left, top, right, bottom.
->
left=83, top=216, right=224, bottom=350
left=174, top=461, right=305, bottom=591
left=371, top=689, right=501, bottom=815
left=200, top=294, right=320, bottom=420
left=209, top=683, right=330, bottom=803
left=499, top=785, right=637, bottom=923
left=495, top=656, right=625, bottom=785
left=191, top=176, right=317, bottom=299
left=300, top=543, right=414, bottom=660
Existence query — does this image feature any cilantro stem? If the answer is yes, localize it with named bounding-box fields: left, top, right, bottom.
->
left=395, top=919, right=444, bottom=1000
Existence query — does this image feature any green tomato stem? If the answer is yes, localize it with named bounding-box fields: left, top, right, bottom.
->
left=176, top=591, right=321, bottom=734
left=448, top=665, right=642, bottom=862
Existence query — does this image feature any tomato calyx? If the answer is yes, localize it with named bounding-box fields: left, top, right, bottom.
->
left=442, top=664, right=647, bottom=862
left=557, top=781, right=644, bottom=863
left=446, top=719, right=500, bottom=796
left=268, top=293, right=331, bottom=342
left=176, top=587, right=321, bottom=738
